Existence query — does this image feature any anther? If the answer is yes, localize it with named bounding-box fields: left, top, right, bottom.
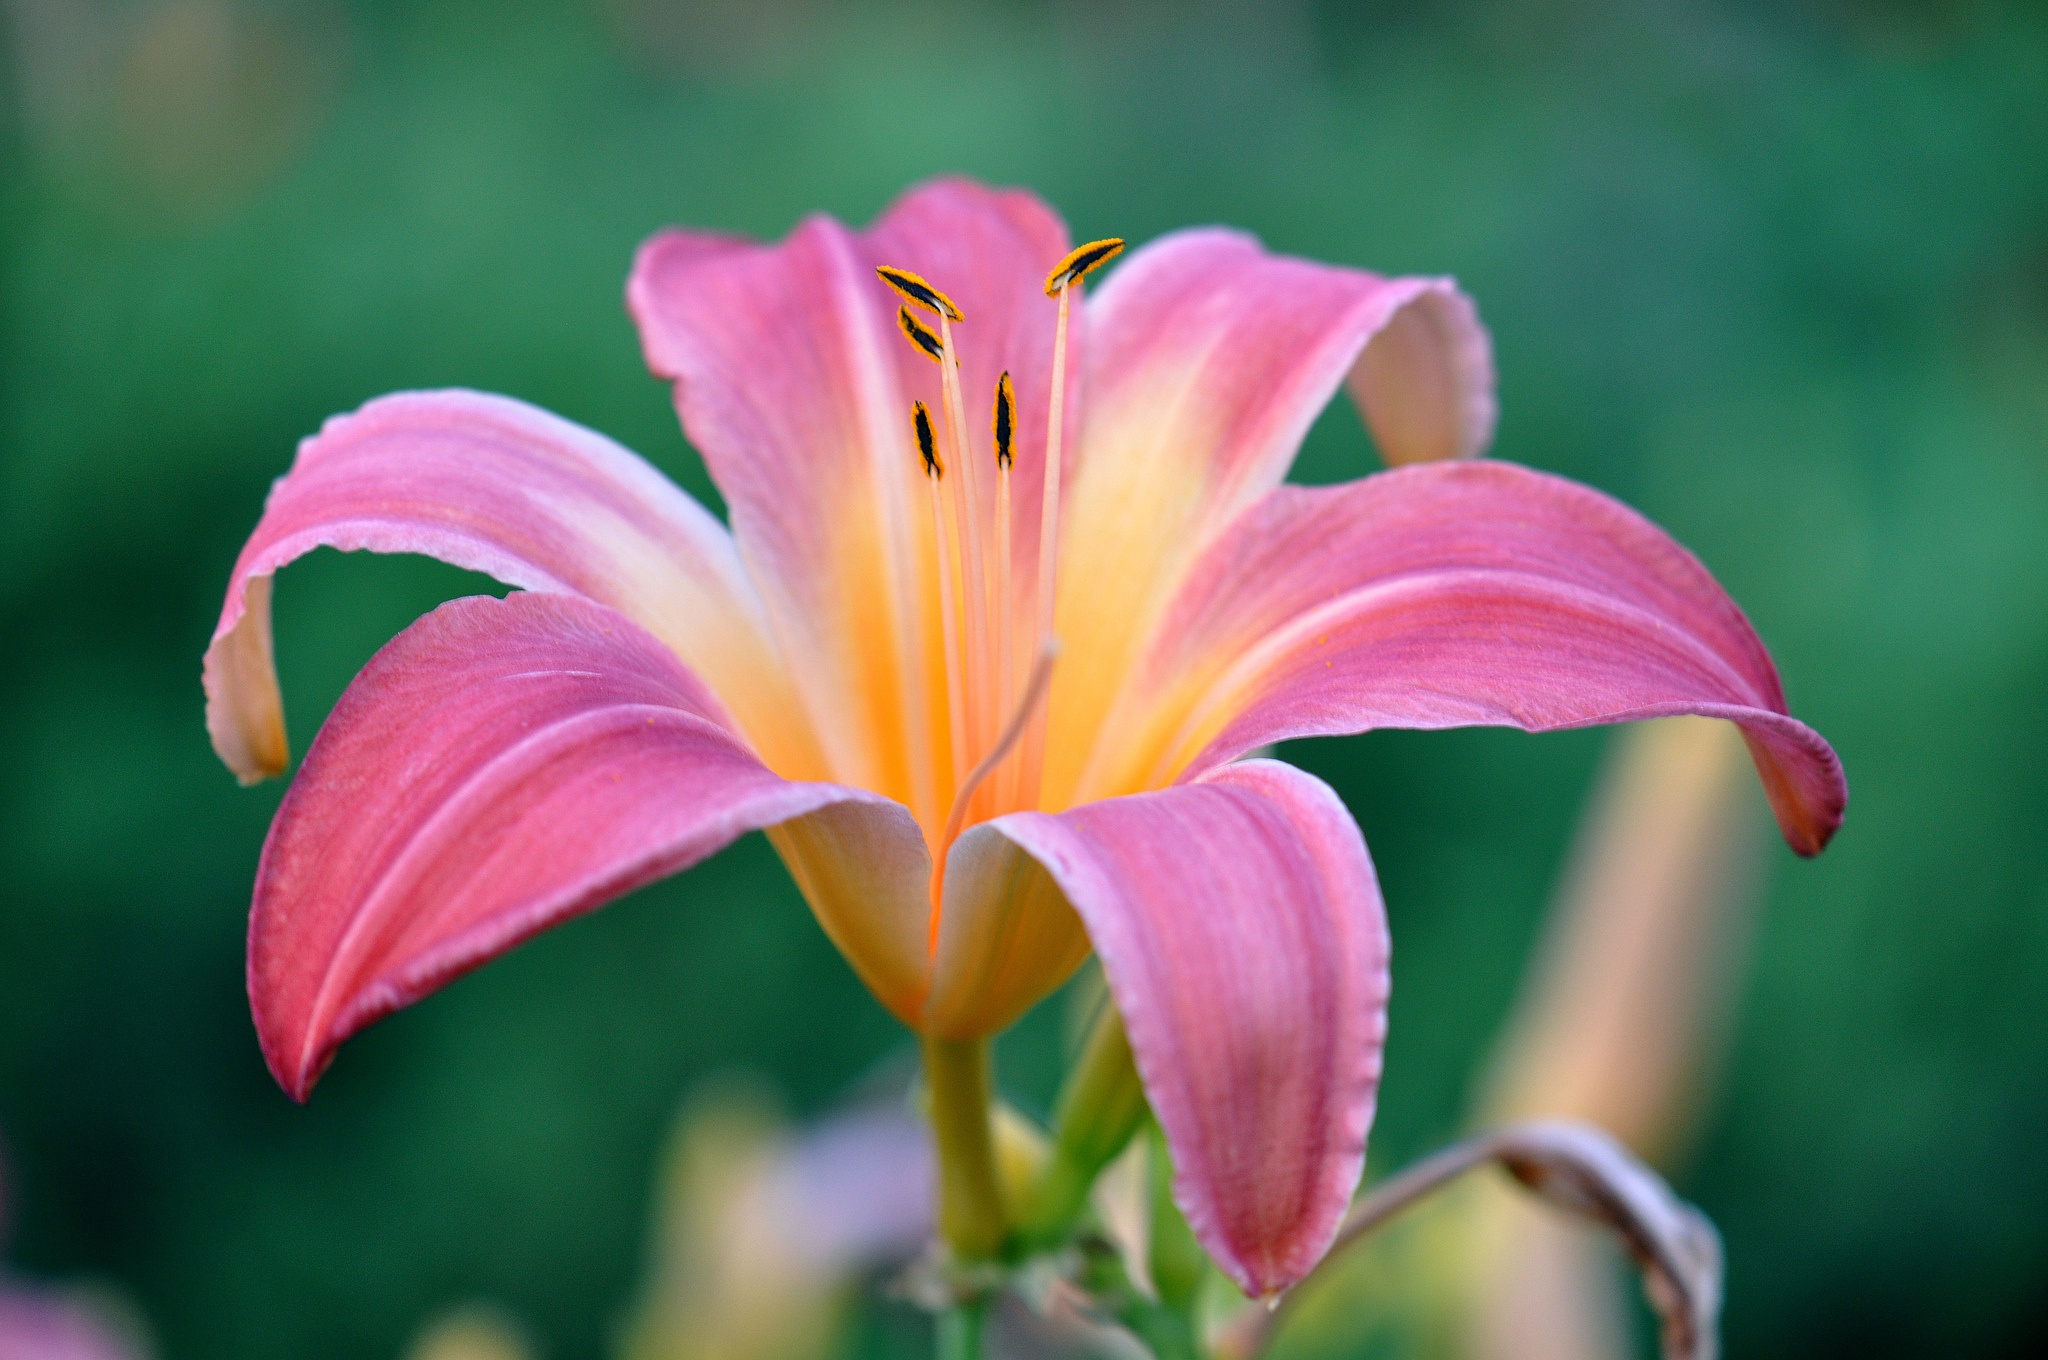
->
left=912, top=401, right=942, bottom=478
left=1043, top=238, right=1125, bottom=296
left=898, top=306, right=945, bottom=364
left=992, top=371, right=1015, bottom=470
left=877, top=265, right=963, bottom=322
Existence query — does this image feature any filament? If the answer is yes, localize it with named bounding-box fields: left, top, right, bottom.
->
left=1016, top=276, right=1075, bottom=812
left=936, top=313, right=995, bottom=786
left=992, top=372, right=1017, bottom=810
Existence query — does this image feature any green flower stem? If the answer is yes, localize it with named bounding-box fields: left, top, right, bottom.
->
left=921, top=1035, right=1009, bottom=1260
left=1147, top=1119, right=1207, bottom=1315
left=1020, top=1002, right=1148, bottom=1243
left=936, top=1299, right=987, bottom=1360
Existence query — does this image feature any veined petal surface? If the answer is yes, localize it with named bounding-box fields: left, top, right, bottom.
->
left=950, top=761, right=1390, bottom=1296
left=250, top=592, right=930, bottom=1100
left=631, top=216, right=932, bottom=818
left=205, top=389, right=815, bottom=783
left=1046, top=230, right=1494, bottom=806
left=1109, top=461, right=1846, bottom=854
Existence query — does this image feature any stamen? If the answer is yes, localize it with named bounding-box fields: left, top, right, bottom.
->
left=992, top=370, right=1015, bottom=470
left=1042, top=238, right=1125, bottom=296
left=914, top=401, right=969, bottom=798
left=992, top=372, right=1016, bottom=808
left=913, top=399, right=942, bottom=478
left=930, top=642, right=1061, bottom=953
left=877, top=265, right=964, bottom=322
left=1017, top=250, right=1096, bottom=811
left=933, top=312, right=994, bottom=790
left=898, top=306, right=945, bottom=364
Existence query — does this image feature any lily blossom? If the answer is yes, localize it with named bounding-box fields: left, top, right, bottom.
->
left=204, top=178, right=1844, bottom=1298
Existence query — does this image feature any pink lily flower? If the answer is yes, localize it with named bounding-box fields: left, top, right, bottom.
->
left=204, top=178, right=1843, bottom=1299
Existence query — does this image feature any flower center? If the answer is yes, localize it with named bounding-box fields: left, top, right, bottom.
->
left=876, top=243, right=1123, bottom=941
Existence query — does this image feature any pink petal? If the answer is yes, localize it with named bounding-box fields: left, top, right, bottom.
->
left=629, top=215, right=925, bottom=810
left=251, top=591, right=930, bottom=1101
left=1046, top=229, right=1494, bottom=805
left=627, top=179, right=1075, bottom=826
left=205, top=389, right=816, bottom=784
left=919, top=825, right=1093, bottom=1040
left=1114, top=461, right=1846, bottom=855
left=949, top=761, right=1390, bottom=1296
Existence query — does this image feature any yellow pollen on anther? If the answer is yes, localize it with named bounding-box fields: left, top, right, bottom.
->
left=898, top=306, right=945, bottom=364
left=877, top=265, right=963, bottom=321
left=912, top=400, right=942, bottom=478
left=1043, top=238, right=1125, bottom=296
left=992, top=371, right=1015, bottom=470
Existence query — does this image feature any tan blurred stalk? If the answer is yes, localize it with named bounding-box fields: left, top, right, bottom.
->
left=1262, top=717, right=1757, bottom=1359
left=401, top=1307, right=536, bottom=1360
left=1465, top=716, right=1758, bottom=1360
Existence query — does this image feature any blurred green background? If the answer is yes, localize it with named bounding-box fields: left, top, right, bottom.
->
left=2, top=0, right=2045, bottom=1355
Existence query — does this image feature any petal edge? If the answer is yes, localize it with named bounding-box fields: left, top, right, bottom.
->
left=959, top=760, right=1390, bottom=1294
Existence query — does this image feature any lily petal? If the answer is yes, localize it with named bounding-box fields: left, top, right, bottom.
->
left=630, top=213, right=936, bottom=821
left=946, top=760, right=1390, bottom=1296
left=1046, top=230, right=1494, bottom=805
left=205, top=389, right=816, bottom=783
left=919, top=826, right=1093, bottom=1041
left=1107, top=461, right=1845, bottom=855
left=628, top=181, right=1075, bottom=828
left=250, top=591, right=930, bottom=1100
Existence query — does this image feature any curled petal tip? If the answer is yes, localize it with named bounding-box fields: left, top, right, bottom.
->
left=1348, top=277, right=1497, bottom=466
left=1747, top=725, right=1846, bottom=857
left=204, top=575, right=291, bottom=783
